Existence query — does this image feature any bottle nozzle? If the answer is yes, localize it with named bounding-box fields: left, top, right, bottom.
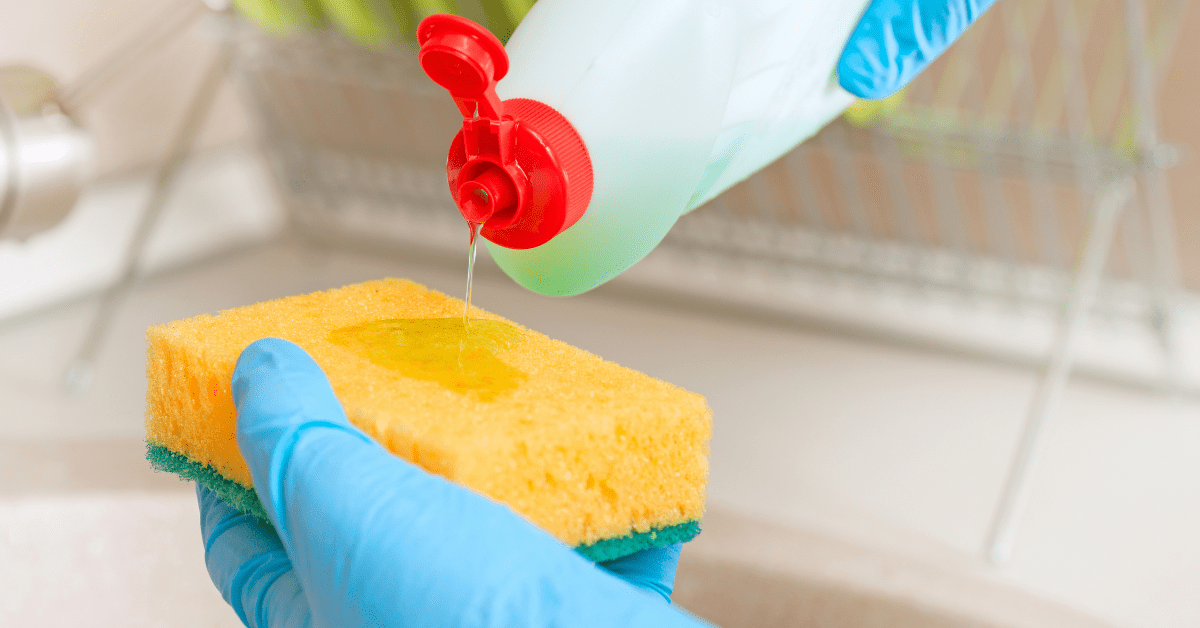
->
left=457, top=164, right=518, bottom=226
left=418, top=14, right=593, bottom=250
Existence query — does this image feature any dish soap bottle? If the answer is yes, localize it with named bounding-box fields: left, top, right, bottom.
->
left=417, top=0, right=869, bottom=296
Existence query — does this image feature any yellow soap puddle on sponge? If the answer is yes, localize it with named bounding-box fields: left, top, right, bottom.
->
left=145, top=278, right=711, bottom=551
left=328, top=318, right=526, bottom=402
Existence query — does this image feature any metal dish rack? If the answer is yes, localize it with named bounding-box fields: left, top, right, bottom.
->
left=231, top=0, right=1195, bottom=561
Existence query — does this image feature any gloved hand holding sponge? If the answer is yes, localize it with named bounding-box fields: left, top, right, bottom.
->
left=189, top=1, right=991, bottom=625
left=200, top=338, right=695, bottom=627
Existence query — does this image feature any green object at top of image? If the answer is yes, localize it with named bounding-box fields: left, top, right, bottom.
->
left=232, top=0, right=537, bottom=46
left=328, top=318, right=527, bottom=401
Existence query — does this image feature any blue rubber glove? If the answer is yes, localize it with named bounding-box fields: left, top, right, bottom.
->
left=197, top=338, right=709, bottom=628
left=838, top=0, right=998, bottom=99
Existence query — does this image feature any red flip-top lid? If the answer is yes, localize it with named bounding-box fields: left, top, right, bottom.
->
left=417, top=14, right=593, bottom=250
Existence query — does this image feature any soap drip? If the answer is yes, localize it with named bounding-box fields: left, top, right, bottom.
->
left=464, top=221, right=482, bottom=326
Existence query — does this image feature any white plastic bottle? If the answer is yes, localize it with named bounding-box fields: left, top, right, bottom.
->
left=419, top=0, right=871, bottom=296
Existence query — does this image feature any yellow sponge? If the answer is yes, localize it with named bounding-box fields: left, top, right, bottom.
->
left=145, top=278, right=711, bottom=560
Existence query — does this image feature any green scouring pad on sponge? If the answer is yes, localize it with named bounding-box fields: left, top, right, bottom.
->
left=144, top=278, right=711, bottom=562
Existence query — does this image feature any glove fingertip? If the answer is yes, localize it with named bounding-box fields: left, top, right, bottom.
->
left=231, top=336, right=359, bottom=485
left=232, top=338, right=324, bottom=407
left=838, top=58, right=900, bottom=101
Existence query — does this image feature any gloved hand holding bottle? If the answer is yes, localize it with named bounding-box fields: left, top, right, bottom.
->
left=226, top=0, right=995, bottom=296
left=412, top=0, right=996, bottom=297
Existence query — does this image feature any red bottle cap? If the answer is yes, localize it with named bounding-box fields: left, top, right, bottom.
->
left=417, top=14, right=593, bottom=249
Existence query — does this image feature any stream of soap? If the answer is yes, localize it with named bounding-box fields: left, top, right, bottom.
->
left=464, top=221, right=481, bottom=326
left=324, top=223, right=530, bottom=400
